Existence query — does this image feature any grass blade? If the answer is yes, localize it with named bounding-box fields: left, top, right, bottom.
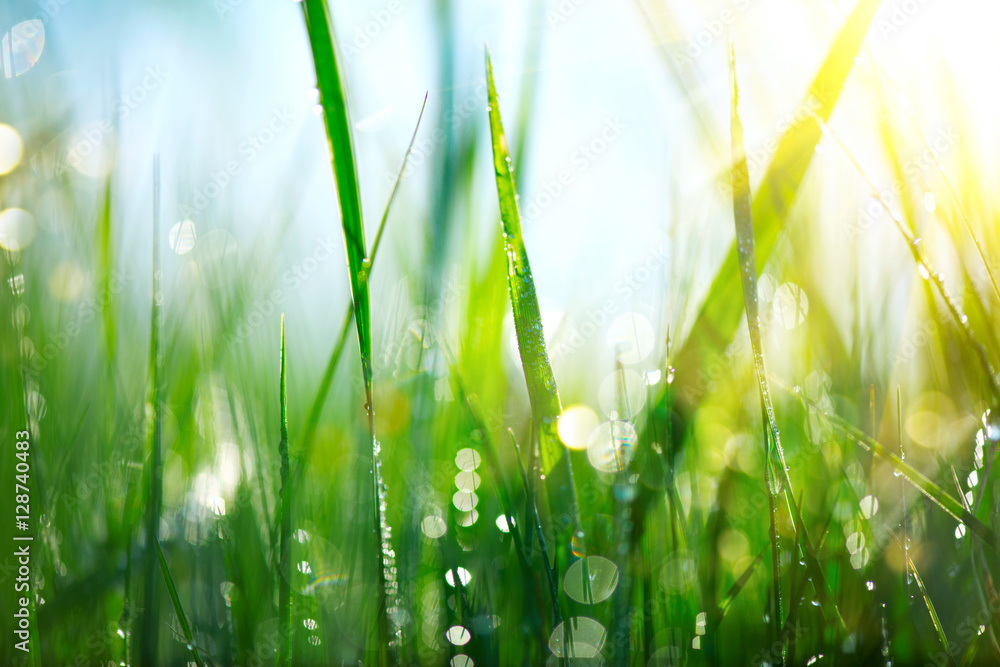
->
left=277, top=316, right=291, bottom=667
left=138, top=156, right=163, bottom=667
left=299, top=2, right=396, bottom=659
left=300, top=0, right=372, bottom=397
left=903, top=544, right=957, bottom=667
left=665, top=0, right=883, bottom=408
left=485, top=48, right=582, bottom=542
left=779, top=378, right=998, bottom=548
left=154, top=540, right=205, bottom=667
left=715, top=545, right=766, bottom=624
left=728, top=46, right=785, bottom=662
left=510, top=429, right=563, bottom=629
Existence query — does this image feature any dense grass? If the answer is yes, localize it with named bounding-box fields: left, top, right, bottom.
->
left=4, top=1, right=1000, bottom=666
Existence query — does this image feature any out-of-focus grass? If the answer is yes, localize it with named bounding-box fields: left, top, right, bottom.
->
left=4, top=1, right=1000, bottom=666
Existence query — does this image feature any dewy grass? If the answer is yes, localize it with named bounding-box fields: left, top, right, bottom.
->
left=300, top=0, right=392, bottom=661
left=728, top=46, right=785, bottom=663
left=485, top=47, right=583, bottom=560
left=13, top=4, right=1000, bottom=666
left=289, top=93, right=428, bottom=496
left=662, top=0, right=882, bottom=411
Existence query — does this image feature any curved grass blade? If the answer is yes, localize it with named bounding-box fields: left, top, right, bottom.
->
left=154, top=540, right=205, bottom=667
left=777, top=378, right=998, bottom=548
left=277, top=316, right=292, bottom=667
left=814, top=113, right=1000, bottom=404
left=485, top=47, right=581, bottom=539
left=664, top=0, right=883, bottom=408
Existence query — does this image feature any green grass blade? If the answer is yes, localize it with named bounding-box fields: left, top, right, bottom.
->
left=277, top=316, right=291, bottom=667
left=139, top=157, right=163, bottom=667
left=780, top=379, right=998, bottom=548
left=485, top=48, right=581, bottom=536
left=667, top=0, right=883, bottom=407
left=154, top=540, right=205, bottom=667
left=510, top=429, right=563, bottom=628
left=905, top=547, right=957, bottom=667
left=729, top=46, right=784, bottom=661
left=715, top=545, right=766, bottom=624
left=300, top=0, right=372, bottom=399
left=299, top=3, right=393, bottom=660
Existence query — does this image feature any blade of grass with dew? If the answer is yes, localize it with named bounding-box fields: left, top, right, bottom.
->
left=779, top=379, right=999, bottom=547
left=299, top=0, right=371, bottom=394
left=277, top=316, right=291, bottom=667
left=814, top=112, right=1000, bottom=405
left=277, top=94, right=429, bottom=571
left=299, top=1, right=393, bottom=658
left=154, top=540, right=205, bottom=667
left=662, top=0, right=882, bottom=412
left=730, top=46, right=848, bottom=643
left=138, top=157, right=162, bottom=667
left=728, top=46, right=785, bottom=660
left=485, top=48, right=582, bottom=548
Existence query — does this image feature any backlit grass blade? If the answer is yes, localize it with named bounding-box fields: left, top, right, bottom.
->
left=154, top=540, right=205, bottom=667
left=815, top=114, right=1000, bottom=404
left=779, top=378, right=998, bottom=548
left=138, top=157, right=163, bottom=667
left=665, top=0, right=883, bottom=408
left=277, top=316, right=291, bottom=667
left=485, top=48, right=581, bottom=535
left=728, top=46, right=784, bottom=661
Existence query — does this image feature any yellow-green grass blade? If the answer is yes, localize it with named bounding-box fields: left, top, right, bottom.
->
left=818, top=116, right=1000, bottom=404
left=715, top=545, right=766, bottom=624
left=277, top=316, right=291, bottom=667
left=485, top=50, right=581, bottom=546
left=666, top=0, right=883, bottom=410
left=154, top=540, right=205, bottom=667
left=729, top=45, right=785, bottom=659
